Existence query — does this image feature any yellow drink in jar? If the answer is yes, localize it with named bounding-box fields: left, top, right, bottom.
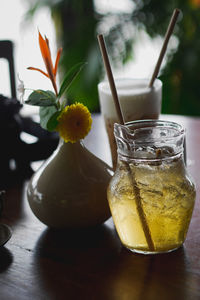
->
left=108, top=133, right=196, bottom=254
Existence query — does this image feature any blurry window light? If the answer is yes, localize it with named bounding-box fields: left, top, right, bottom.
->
left=94, top=0, right=135, bottom=14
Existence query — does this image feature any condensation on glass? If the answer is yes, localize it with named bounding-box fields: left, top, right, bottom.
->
left=107, top=120, right=196, bottom=254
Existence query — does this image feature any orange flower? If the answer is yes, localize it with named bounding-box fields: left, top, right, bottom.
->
left=28, top=31, right=62, bottom=96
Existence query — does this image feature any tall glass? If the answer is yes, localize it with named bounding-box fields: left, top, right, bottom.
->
left=107, top=120, right=196, bottom=254
left=98, top=78, right=162, bottom=168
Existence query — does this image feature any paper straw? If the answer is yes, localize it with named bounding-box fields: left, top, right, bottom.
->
left=97, top=34, right=155, bottom=252
left=149, top=8, right=180, bottom=88
left=97, top=34, right=124, bottom=125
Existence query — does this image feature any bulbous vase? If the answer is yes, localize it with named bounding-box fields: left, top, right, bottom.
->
left=27, top=139, right=112, bottom=228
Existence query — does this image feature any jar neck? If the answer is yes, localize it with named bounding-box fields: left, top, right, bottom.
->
left=114, top=120, right=185, bottom=163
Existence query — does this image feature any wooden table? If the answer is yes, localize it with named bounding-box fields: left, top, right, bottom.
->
left=0, top=114, right=200, bottom=300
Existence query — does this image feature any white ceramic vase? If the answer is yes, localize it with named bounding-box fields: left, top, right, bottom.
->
left=27, top=139, right=112, bottom=228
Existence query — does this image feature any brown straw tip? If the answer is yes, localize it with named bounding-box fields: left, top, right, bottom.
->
left=174, top=8, right=181, bottom=15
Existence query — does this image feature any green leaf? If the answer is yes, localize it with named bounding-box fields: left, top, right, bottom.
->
left=58, top=62, right=86, bottom=99
left=39, top=106, right=58, bottom=131
left=47, top=111, right=61, bottom=131
left=25, top=90, right=57, bottom=106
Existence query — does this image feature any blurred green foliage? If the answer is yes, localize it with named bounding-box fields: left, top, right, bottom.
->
left=133, top=0, right=200, bottom=116
left=25, top=0, right=200, bottom=116
left=25, top=0, right=135, bottom=111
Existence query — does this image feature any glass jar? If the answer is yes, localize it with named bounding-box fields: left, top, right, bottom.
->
left=107, top=120, right=196, bottom=254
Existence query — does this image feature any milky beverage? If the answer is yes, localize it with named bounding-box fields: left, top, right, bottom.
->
left=98, top=78, right=162, bottom=168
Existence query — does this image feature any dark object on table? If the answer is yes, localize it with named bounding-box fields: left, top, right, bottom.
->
left=0, top=94, right=59, bottom=188
left=0, top=190, right=5, bottom=217
left=0, top=191, right=12, bottom=247
left=0, top=224, right=12, bottom=247
left=0, top=40, right=16, bottom=98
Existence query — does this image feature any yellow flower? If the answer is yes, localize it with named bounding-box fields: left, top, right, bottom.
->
left=57, top=103, right=92, bottom=143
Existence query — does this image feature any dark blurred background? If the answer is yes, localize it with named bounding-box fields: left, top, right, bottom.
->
left=23, top=0, right=200, bottom=116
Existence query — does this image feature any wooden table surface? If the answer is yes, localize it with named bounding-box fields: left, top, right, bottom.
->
left=0, top=114, right=200, bottom=300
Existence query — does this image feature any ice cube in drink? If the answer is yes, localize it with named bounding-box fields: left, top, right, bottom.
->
left=107, top=148, right=195, bottom=254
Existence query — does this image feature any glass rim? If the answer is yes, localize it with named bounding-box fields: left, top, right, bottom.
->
left=115, top=119, right=185, bottom=138
left=114, top=119, right=185, bottom=162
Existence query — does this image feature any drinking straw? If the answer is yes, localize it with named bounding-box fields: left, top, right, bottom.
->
left=149, top=8, right=180, bottom=88
left=97, top=34, right=155, bottom=251
left=97, top=35, right=124, bottom=125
